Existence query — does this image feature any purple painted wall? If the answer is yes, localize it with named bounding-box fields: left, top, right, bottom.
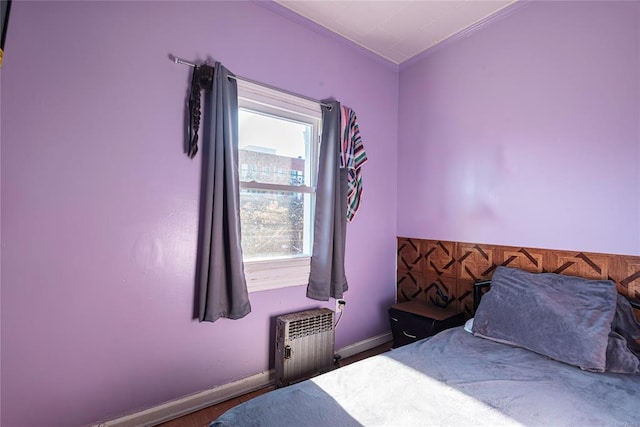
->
left=4, top=0, right=639, bottom=425
left=398, top=1, right=640, bottom=256
left=0, top=2, right=398, bottom=426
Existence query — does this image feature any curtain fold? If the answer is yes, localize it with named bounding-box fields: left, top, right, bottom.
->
left=197, top=62, right=251, bottom=322
left=307, top=101, right=349, bottom=301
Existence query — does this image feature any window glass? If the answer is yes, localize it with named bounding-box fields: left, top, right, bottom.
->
left=239, top=111, right=309, bottom=187
left=237, top=81, right=321, bottom=291
left=239, top=190, right=311, bottom=259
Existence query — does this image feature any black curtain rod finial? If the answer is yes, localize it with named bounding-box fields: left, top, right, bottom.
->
left=197, top=64, right=214, bottom=90
left=187, top=63, right=215, bottom=158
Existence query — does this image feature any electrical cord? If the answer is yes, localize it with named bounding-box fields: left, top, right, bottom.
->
left=334, top=299, right=346, bottom=327
left=334, top=309, right=343, bottom=327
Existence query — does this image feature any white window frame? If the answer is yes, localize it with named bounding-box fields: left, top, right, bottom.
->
left=237, top=80, right=322, bottom=293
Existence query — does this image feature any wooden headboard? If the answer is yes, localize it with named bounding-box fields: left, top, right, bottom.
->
left=397, top=238, right=640, bottom=319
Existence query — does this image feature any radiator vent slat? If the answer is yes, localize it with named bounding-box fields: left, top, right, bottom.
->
left=275, top=308, right=335, bottom=388
left=289, top=312, right=333, bottom=339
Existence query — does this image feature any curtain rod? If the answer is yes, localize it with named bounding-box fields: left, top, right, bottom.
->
left=169, top=54, right=333, bottom=110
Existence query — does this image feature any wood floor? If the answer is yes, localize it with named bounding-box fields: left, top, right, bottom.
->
left=156, top=341, right=393, bottom=427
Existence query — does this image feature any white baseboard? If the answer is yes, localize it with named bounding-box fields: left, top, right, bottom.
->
left=93, top=332, right=392, bottom=427
left=335, top=332, right=393, bottom=359
left=93, top=370, right=274, bottom=427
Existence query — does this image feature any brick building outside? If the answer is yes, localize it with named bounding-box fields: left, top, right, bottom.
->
left=239, top=148, right=308, bottom=259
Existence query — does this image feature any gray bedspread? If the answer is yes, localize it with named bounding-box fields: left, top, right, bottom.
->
left=211, top=328, right=640, bottom=426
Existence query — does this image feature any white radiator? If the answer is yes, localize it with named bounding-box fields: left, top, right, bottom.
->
left=275, top=308, right=335, bottom=388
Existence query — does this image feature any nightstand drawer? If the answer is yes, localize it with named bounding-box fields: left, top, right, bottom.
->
left=388, top=301, right=465, bottom=348
left=389, top=309, right=438, bottom=347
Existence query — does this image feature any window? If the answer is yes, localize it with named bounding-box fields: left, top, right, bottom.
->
left=237, top=80, right=321, bottom=292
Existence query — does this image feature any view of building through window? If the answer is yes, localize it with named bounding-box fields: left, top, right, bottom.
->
left=238, top=109, right=315, bottom=261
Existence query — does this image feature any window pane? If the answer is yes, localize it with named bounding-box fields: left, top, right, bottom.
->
left=238, top=109, right=311, bottom=187
left=240, top=189, right=312, bottom=260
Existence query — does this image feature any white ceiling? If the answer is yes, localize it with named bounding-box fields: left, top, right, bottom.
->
left=275, top=0, right=517, bottom=64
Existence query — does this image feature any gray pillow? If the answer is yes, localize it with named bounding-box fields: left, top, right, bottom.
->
left=606, top=295, right=640, bottom=374
left=473, top=266, right=618, bottom=372
left=606, top=331, right=639, bottom=373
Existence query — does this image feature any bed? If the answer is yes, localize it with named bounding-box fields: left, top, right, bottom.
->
left=211, top=266, right=640, bottom=426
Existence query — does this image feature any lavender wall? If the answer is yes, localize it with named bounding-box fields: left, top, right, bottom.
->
left=0, top=2, right=398, bottom=426
left=398, top=1, right=640, bottom=256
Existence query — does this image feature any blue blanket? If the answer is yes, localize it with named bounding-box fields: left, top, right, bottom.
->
left=211, top=328, right=640, bottom=426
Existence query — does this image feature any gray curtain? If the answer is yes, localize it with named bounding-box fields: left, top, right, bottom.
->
left=197, top=62, right=251, bottom=322
left=307, top=101, right=349, bottom=301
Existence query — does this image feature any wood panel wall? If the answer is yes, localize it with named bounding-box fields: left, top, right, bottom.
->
left=397, top=237, right=640, bottom=317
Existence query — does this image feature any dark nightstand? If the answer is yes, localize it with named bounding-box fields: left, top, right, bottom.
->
left=388, top=300, right=465, bottom=348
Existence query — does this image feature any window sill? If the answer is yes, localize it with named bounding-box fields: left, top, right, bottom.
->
left=244, top=257, right=310, bottom=293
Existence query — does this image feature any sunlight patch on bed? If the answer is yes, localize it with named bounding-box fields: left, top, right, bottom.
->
left=310, top=355, right=524, bottom=426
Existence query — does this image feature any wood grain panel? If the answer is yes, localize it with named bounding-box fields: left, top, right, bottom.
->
left=423, top=240, right=457, bottom=278
left=456, top=278, right=475, bottom=316
left=397, top=238, right=640, bottom=319
left=397, top=238, right=424, bottom=274
left=499, top=247, right=544, bottom=273
left=421, top=273, right=458, bottom=310
left=608, top=256, right=640, bottom=299
left=457, top=243, right=495, bottom=282
left=397, top=268, right=422, bottom=303
left=546, top=251, right=610, bottom=280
